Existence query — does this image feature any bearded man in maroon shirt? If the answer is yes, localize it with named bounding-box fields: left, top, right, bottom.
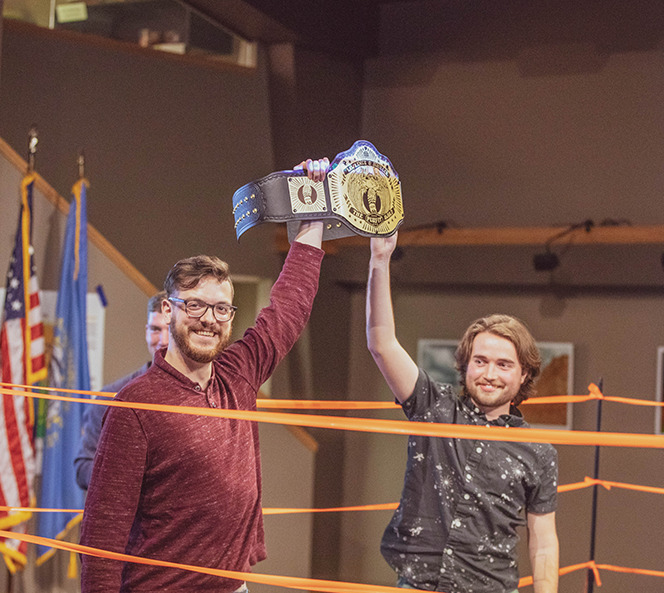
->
left=80, top=158, right=329, bottom=593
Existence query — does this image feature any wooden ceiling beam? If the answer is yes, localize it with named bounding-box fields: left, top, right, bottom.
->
left=275, top=224, right=664, bottom=253
left=388, top=224, right=664, bottom=246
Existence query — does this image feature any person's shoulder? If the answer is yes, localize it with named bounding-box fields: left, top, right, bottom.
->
left=102, top=363, right=150, bottom=394
left=416, top=367, right=456, bottom=398
left=114, top=366, right=162, bottom=402
left=539, top=441, right=559, bottom=462
left=402, top=368, right=456, bottom=414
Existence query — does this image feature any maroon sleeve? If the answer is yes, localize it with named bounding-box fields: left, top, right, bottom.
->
left=79, top=406, right=147, bottom=593
left=222, top=241, right=324, bottom=390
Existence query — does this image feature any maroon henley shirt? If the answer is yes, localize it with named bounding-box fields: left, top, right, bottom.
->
left=80, top=241, right=324, bottom=592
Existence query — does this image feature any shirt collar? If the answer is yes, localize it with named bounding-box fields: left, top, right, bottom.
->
left=153, top=347, right=201, bottom=389
left=460, top=394, right=527, bottom=427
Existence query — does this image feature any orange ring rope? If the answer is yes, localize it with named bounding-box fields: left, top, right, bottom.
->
left=0, top=529, right=406, bottom=593
left=521, top=560, right=664, bottom=586
left=3, top=475, right=663, bottom=516
left=2, top=385, right=664, bottom=449
left=595, top=563, right=664, bottom=578
left=2, top=528, right=662, bottom=590
left=3, top=381, right=664, bottom=409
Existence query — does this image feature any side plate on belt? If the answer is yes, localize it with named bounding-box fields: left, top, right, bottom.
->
left=232, top=140, right=404, bottom=242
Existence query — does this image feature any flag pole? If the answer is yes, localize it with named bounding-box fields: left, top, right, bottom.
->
left=26, top=131, right=48, bottom=475
left=36, top=152, right=90, bottom=565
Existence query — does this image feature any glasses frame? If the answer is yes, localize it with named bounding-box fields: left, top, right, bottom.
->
left=168, top=297, right=237, bottom=323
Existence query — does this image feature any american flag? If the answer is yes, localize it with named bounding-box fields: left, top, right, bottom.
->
left=0, top=173, right=46, bottom=571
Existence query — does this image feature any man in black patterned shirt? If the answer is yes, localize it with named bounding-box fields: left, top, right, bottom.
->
left=366, top=233, right=559, bottom=593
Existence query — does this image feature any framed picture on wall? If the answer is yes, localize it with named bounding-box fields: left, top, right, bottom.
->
left=418, top=339, right=574, bottom=429
left=655, top=347, right=664, bottom=435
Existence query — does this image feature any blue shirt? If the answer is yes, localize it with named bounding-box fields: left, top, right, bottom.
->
left=73, top=363, right=149, bottom=490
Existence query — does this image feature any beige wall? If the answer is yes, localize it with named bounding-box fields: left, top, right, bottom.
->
left=362, top=49, right=664, bottom=229
left=0, top=19, right=280, bottom=288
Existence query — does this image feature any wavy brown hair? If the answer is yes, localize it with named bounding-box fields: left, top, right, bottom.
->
left=147, top=291, right=167, bottom=315
left=164, top=255, right=234, bottom=298
left=454, top=314, right=541, bottom=406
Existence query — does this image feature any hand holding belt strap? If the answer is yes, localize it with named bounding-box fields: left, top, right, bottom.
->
left=232, top=140, right=404, bottom=242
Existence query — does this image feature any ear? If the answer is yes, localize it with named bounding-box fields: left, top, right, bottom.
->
left=520, top=370, right=528, bottom=385
left=162, top=297, right=173, bottom=323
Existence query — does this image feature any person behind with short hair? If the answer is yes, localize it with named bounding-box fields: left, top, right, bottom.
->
left=366, top=232, right=559, bottom=593
left=74, top=291, right=169, bottom=490
left=79, top=157, right=329, bottom=593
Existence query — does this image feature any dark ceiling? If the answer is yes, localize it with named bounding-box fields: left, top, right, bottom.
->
left=183, top=0, right=664, bottom=60
left=183, top=0, right=385, bottom=57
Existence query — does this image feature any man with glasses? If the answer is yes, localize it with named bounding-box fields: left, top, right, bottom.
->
left=80, top=158, right=329, bottom=593
left=73, top=290, right=169, bottom=490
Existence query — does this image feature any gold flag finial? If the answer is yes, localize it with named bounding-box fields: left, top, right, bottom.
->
left=77, top=149, right=86, bottom=179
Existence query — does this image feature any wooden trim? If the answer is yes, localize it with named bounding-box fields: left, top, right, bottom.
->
left=392, top=225, right=664, bottom=246
left=276, top=223, right=664, bottom=252
left=86, top=225, right=158, bottom=296
left=256, top=390, right=318, bottom=453
left=0, top=135, right=157, bottom=296
left=285, top=425, right=318, bottom=453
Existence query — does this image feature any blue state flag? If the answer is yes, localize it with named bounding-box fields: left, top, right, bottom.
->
left=36, top=179, right=90, bottom=563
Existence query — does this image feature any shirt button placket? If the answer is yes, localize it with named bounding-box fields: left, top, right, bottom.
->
left=439, top=547, right=454, bottom=590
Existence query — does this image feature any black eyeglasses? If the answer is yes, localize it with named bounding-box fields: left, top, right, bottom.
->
left=168, top=297, right=237, bottom=322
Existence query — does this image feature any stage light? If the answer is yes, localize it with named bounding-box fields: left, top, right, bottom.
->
left=533, top=251, right=560, bottom=271
left=533, top=219, right=594, bottom=272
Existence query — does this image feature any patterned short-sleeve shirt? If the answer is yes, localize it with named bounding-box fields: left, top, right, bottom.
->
left=381, top=368, right=558, bottom=593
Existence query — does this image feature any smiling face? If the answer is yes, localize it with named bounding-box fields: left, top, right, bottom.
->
left=164, top=276, right=234, bottom=365
left=464, top=331, right=527, bottom=419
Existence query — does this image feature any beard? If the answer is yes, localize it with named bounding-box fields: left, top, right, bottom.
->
left=462, top=382, right=516, bottom=413
left=170, top=318, right=231, bottom=364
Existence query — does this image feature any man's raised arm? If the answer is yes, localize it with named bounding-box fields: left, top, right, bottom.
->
left=366, top=234, right=418, bottom=403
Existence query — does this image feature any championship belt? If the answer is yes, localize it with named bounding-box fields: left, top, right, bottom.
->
left=232, top=140, right=404, bottom=242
